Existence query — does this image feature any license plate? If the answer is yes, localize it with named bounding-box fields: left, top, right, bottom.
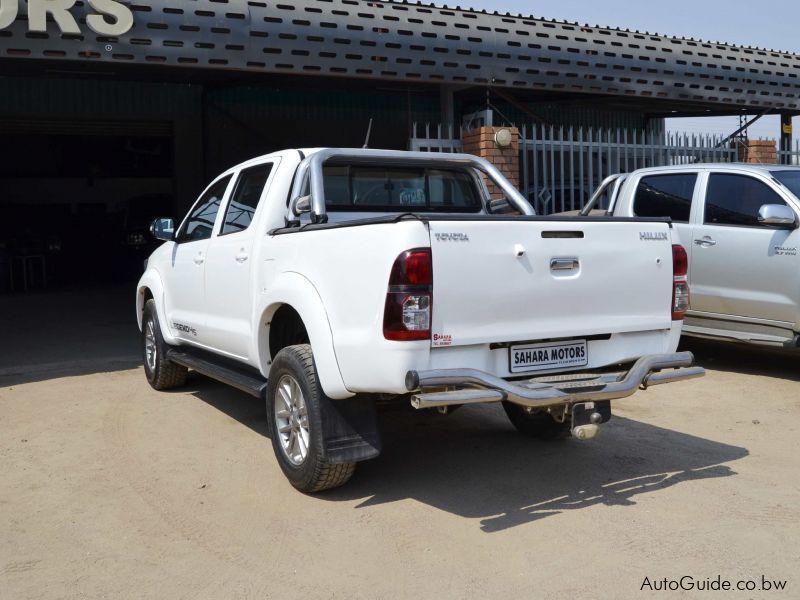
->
left=509, top=340, right=588, bottom=373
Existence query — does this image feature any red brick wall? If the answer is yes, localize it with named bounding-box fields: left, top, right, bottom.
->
left=737, top=139, right=778, bottom=164
left=462, top=126, right=520, bottom=199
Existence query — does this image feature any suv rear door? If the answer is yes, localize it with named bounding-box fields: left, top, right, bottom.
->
left=203, top=159, right=278, bottom=358
left=630, top=171, right=699, bottom=263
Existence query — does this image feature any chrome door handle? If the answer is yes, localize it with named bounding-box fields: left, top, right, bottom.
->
left=193, top=254, right=205, bottom=265
left=694, top=237, right=717, bottom=247
left=550, top=258, right=580, bottom=271
left=235, top=252, right=249, bottom=263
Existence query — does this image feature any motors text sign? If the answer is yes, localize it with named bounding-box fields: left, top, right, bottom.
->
left=0, top=0, right=134, bottom=36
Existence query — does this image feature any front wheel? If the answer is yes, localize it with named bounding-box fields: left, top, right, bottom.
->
left=502, top=402, right=571, bottom=440
left=266, top=344, right=355, bottom=492
left=142, top=299, right=188, bottom=390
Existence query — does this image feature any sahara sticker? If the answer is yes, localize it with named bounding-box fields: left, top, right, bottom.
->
left=432, top=333, right=453, bottom=347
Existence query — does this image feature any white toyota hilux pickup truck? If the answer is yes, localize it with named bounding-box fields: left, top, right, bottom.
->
left=137, top=148, right=703, bottom=492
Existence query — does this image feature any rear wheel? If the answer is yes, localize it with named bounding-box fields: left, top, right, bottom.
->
left=502, top=402, right=571, bottom=440
left=267, top=344, right=355, bottom=492
left=142, top=299, right=188, bottom=390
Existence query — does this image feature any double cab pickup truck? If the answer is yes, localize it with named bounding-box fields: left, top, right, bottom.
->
left=583, top=164, right=800, bottom=349
left=137, top=148, right=703, bottom=492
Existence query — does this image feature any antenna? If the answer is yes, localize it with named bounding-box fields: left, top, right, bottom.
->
left=362, top=118, right=373, bottom=149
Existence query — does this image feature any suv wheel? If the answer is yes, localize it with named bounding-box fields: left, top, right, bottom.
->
left=142, top=299, right=188, bottom=390
left=267, top=344, right=355, bottom=492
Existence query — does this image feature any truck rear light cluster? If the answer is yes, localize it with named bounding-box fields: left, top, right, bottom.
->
left=672, top=244, right=690, bottom=321
left=383, top=248, right=432, bottom=341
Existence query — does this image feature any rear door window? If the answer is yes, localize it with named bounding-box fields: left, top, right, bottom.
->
left=633, top=174, right=697, bottom=222
left=705, top=174, right=787, bottom=227
left=221, top=163, right=273, bottom=235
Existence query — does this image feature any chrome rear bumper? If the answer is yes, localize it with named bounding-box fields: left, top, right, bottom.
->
left=405, top=352, right=704, bottom=410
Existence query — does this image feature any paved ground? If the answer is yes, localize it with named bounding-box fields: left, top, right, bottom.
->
left=1, top=290, right=799, bottom=599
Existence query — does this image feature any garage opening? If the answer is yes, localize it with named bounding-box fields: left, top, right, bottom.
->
left=0, top=117, right=175, bottom=293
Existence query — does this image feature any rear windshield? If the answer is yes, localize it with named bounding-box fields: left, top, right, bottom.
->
left=322, top=165, right=482, bottom=212
left=771, top=170, right=800, bottom=200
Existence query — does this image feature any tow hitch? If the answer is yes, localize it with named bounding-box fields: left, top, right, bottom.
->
left=570, top=401, right=611, bottom=440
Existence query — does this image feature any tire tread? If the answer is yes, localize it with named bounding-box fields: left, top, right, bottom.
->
left=268, top=344, right=356, bottom=493
left=143, top=299, right=188, bottom=391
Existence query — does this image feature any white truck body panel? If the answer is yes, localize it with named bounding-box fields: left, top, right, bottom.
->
left=428, top=219, right=673, bottom=346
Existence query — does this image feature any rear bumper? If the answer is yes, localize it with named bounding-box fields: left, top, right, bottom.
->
left=405, top=351, right=704, bottom=409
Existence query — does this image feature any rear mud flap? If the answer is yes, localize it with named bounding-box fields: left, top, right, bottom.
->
left=319, top=395, right=382, bottom=464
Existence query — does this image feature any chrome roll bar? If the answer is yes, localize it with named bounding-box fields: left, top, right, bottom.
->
left=288, top=148, right=535, bottom=223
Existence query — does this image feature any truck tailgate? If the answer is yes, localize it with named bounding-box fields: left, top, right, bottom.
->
left=428, top=219, right=674, bottom=348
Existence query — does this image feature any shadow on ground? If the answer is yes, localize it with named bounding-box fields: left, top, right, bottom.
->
left=0, top=285, right=140, bottom=386
left=185, top=374, right=748, bottom=533
left=680, top=337, right=800, bottom=382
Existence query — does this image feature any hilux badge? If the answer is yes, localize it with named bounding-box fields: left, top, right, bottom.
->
left=639, top=232, right=668, bottom=241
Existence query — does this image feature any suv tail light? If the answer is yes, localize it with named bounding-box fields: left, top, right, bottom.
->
left=384, top=248, right=432, bottom=341
left=672, top=244, right=689, bottom=321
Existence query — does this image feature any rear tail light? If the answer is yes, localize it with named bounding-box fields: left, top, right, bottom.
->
left=672, top=244, right=689, bottom=320
left=384, top=249, right=432, bottom=341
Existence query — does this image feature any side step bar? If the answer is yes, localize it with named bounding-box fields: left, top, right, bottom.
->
left=167, top=348, right=268, bottom=398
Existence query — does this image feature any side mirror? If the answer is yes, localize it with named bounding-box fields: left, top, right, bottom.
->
left=149, top=217, right=175, bottom=241
left=758, top=204, right=797, bottom=228
left=291, top=194, right=312, bottom=216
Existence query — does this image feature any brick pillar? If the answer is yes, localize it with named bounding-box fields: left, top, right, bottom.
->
left=737, top=139, right=778, bottom=164
left=462, top=126, right=520, bottom=199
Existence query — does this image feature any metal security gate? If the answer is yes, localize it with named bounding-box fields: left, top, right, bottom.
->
left=410, top=122, right=742, bottom=214
left=408, top=123, right=463, bottom=153
left=521, top=126, right=738, bottom=215
left=778, top=139, right=800, bottom=166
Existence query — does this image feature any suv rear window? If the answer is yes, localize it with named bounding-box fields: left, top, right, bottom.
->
left=633, top=174, right=697, bottom=222
left=322, top=165, right=482, bottom=212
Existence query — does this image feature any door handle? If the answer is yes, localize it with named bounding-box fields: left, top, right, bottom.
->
left=694, top=237, right=717, bottom=247
left=235, top=251, right=249, bottom=263
left=193, top=254, right=205, bottom=265
left=550, top=258, right=580, bottom=271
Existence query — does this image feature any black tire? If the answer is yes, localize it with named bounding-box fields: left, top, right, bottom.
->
left=266, top=344, right=356, bottom=493
left=502, top=402, right=572, bottom=440
left=142, top=299, right=188, bottom=390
